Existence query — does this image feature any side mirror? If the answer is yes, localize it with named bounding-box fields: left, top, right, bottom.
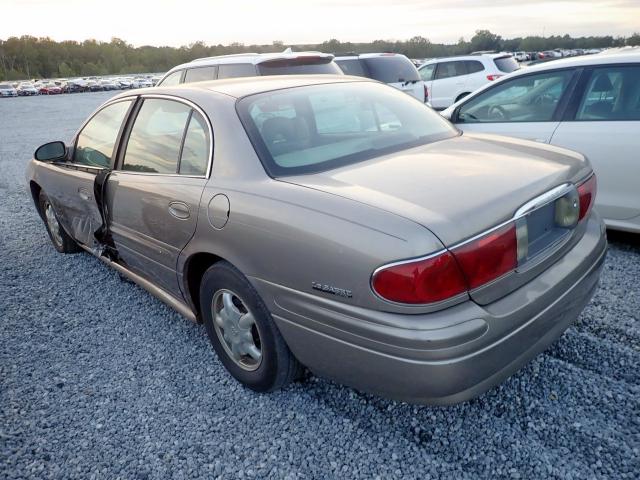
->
left=35, top=141, right=66, bottom=162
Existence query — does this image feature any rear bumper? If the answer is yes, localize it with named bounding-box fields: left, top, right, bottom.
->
left=253, top=213, right=607, bottom=404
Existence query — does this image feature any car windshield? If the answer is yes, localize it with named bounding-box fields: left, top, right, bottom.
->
left=361, top=56, right=420, bottom=83
left=237, top=81, right=457, bottom=176
left=257, top=58, right=342, bottom=76
left=0, top=84, right=11, bottom=89
left=493, top=56, right=519, bottom=73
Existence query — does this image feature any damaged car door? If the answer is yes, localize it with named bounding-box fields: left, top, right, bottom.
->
left=36, top=99, right=134, bottom=247
left=106, top=97, right=212, bottom=297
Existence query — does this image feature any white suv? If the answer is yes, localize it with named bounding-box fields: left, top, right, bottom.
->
left=334, top=53, right=427, bottom=102
left=157, top=49, right=342, bottom=86
left=418, top=53, right=519, bottom=109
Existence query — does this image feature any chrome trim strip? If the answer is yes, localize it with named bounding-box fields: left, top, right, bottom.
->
left=79, top=244, right=197, bottom=322
left=514, top=183, right=574, bottom=218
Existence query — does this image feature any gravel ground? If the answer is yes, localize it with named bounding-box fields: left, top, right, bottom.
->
left=1, top=93, right=639, bottom=479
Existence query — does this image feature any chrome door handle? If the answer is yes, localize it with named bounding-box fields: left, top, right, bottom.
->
left=78, top=187, right=91, bottom=201
left=168, top=201, right=190, bottom=219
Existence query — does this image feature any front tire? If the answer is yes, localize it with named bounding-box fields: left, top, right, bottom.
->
left=200, top=261, right=302, bottom=392
left=38, top=191, right=81, bottom=254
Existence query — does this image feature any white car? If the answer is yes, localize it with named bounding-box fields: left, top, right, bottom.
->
left=0, top=83, right=18, bottom=97
left=418, top=53, right=519, bottom=109
left=442, top=50, right=640, bottom=233
left=513, top=51, right=529, bottom=62
left=334, top=53, right=427, bottom=102
left=158, top=49, right=343, bottom=87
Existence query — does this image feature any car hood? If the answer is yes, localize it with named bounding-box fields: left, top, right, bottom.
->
left=280, top=133, right=591, bottom=246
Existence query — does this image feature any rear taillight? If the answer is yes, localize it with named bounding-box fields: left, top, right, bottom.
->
left=451, top=223, right=517, bottom=289
left=372, top=222, right=522, bottom=304
left=371, top=251, right=467, bottom=304
left=424, top=83, right=429, bottom=103
left=487, top=74, right=503, bottom=81
left=577, top=174, right=597, bottom=221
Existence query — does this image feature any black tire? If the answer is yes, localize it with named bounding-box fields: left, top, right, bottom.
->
left=200, top=261, right=302, bottom=392
left=38, top=191, right=81, bottom=254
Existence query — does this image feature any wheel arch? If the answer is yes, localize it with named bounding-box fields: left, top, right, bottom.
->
left=29, top=180, right=44, bottom=220
left=182, top=251, right=227, bottom=323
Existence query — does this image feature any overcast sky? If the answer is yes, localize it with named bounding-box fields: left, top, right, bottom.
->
left=1, top=0, right=638, bottom=46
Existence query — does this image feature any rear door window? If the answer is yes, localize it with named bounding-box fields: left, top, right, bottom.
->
left=434, top=61, right=467, bottom=80
left=122, top=99, right=191, bottom=173
left=74, top=100, right=133, bottom=168
left=184, top=66, right=218, bottom=83
left=465, top=61, right=485, bottom=74
left=179, top=111, right=211, bottom=176
left=575, top=66, right=640, bottom=121
left=218, top=63, right=257, bottom=79
left=361, top=56, right=420, bottom=83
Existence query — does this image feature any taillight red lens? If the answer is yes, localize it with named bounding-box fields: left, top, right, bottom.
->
left=451, top=223, right=517, bottom=289
left=424, top=83, right=429, bottom=102
left=372, top=251, right=467, bottom=304
left=487, top=74, right=503, bottom=81
left=577, top=174, right=597, bottom=221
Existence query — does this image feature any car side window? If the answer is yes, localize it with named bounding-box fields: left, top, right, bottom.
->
left=159, top=71, right=183, bottom=86
left=575, top=66, right=640, bottom=121
left=217, top=63, right=257, bottom=79
left=457, top=70, right=574, bottom=123
left=465, top=60, right=484, bottom=74
left=179, top=111, right=210, bottom=176
left=122, top=99, right=191, bottom=173
left=419, top=63, right=436, bottom=81
left=184, top=66, right=218, bottom=84
left=73, top=100, right=132, bottom=168
left=434, top=61, right=466, bottom=80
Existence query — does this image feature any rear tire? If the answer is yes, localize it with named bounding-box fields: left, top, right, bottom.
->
left=200, top=261, right=302, bottom=392
left=38, top=191, right=81, bottom=254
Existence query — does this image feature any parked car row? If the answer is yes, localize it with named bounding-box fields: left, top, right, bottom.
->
left=1, top=75, right=162, bottom=97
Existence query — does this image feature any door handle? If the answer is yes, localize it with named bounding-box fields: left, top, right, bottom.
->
left=168, top=201, right=190, bottom=220
left=78, top=187, right=91, bottom=201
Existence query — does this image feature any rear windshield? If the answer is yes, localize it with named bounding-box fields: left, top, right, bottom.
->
left=361, top=56, right=420, bottom=83
left=237, top=81, right=457, bottom=176
left=336, top=59, right=368, bottom=77
left=494, top=56, right=519, bottom=73
left=257, top=58, right=342, bottom=76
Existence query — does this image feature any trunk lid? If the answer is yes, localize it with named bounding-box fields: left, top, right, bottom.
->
left=281, top=132, right=593, bottom=305
left=280, top=132, right=590, bottom=247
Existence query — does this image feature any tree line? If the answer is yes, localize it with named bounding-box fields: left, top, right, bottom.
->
left=1, top=30, right=639, bottom=81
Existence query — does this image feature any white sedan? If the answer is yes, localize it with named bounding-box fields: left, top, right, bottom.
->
left=442, top=50, right=640, bottom=233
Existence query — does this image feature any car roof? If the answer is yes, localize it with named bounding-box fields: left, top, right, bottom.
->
left=166, top=50, right=334, bottom=72
left=420, top=53, right=510, bottom=65
left=116, top=74, right=367, bottom=100
left=334, top=53, right=411, bottom=60
left=495, top=48, right=640, bottom=77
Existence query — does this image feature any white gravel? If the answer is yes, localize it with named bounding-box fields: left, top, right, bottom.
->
left=1, top=92, right=639, bottom=479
